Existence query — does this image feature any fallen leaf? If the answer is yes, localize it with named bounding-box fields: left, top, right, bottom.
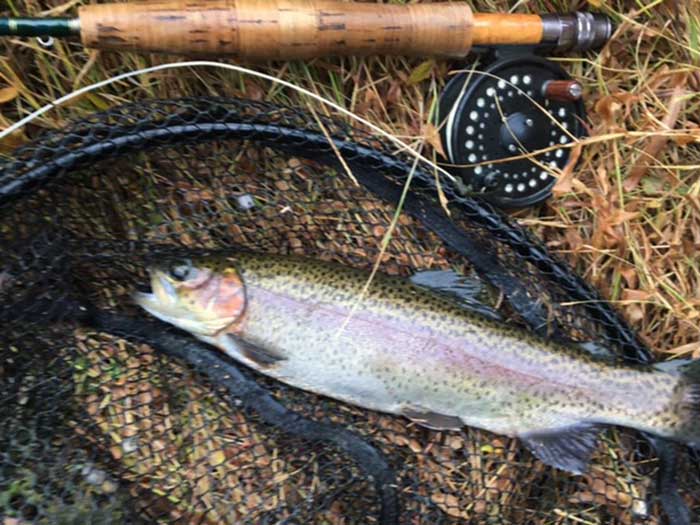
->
left=564, top=228, right=584, bottom=253
left=594, top=95, right=623, bottom=126
left=625, top=72, right=688, bottom=190
left=386, top=82, right=402, bottom=104
left=552, top=142, right=583, bottom=196
left=422, top=122, right=445, bottom=157
left=670, top=130, right=699, bottom=147
left=408, top=59, right=435, bottom=85
left=593, top=91, right=640, bottom=130
left=690, top=9, right=700, bottom=64
left=621, top=289, right=653, bottom=302
left=209, top=450, right=226, bottom=467
left=664, top=341, right=700, bottom=358
left=430, top=492, right=469, bottom=519
left=0, top=129, right=28, bottom=155
left=642, top=176, right=665, bottom=194
left=551, top=172, right=575, bottom=195
left=0, top=86, right=18, bottom=104
left=618, top=266, right=638, bottom=289
left=244, top=79, right=264, bottom=101
left=609, top=209, right=640, bottom=226
left=595, top=166, right=610, bottom=195
left=85, top=92, right=111, bottom=111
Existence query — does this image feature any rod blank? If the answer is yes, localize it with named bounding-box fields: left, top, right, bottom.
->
left=0, top=17, right=79, bottom=37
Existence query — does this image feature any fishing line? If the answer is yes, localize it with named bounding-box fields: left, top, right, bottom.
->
left=0, top=60, right=458, bottom=185
left=334, top=142, right=425, bottom=339
left=0, top=59, right=462, bottom=339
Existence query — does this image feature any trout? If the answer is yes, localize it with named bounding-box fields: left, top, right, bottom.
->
left=134, top=252, right=700, bottom=474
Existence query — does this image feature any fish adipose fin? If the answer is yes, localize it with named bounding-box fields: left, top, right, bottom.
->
left=654, top=358, right=696, bottom=375
left=221, top=333, right=286, bottom=367
left=575, top=341, right=618, bottom=360
left=401, top=405, right=463, bottom=431
left=520, top=423, right=603, bottom=475
left=410, top=270, right=502, bottom=321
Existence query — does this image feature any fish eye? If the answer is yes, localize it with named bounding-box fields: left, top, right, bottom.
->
left=168, top=259, right=193, bottom=282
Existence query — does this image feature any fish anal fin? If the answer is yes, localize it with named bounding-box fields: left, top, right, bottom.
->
left=401, top=405, right=463, bottom=431
left=221, top=333, right=286, bottom=368
left=520, top=423, right=603, bottom=475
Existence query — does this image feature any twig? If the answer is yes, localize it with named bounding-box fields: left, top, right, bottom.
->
left=624, top=73, right=689, bottom=191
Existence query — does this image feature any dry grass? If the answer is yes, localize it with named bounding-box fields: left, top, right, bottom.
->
left=1, top=0, right=699, bottom=524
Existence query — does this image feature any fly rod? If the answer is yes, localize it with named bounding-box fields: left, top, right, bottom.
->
left=0, top=1, right=614, bottom=209
left=0, top=1, right=611, bottom=59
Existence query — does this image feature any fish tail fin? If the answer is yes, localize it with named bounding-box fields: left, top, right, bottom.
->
left=657, top=359, right=700, bottom=447
left=679, top=361, right=700, bottom=449
left=678, top=360, right=700, bottom=417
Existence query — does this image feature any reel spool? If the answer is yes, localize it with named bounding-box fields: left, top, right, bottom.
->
left=439, top=51, right=586, bottom=208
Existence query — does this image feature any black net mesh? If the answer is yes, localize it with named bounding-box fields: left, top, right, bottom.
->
left=1, top=97, right=698, bottom=525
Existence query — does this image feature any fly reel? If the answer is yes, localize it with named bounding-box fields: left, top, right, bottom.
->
left=439, top=50, right=587, bottom=209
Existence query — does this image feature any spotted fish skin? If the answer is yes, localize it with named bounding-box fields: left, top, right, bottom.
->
left=135, top=252, right=700, bottom=473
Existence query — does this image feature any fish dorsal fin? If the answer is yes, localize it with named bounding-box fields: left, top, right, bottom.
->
left=410, top=270, right=502, bottom=321
left=401, top=404, right=463, bottom=431
left=520, top=423, right=603, bottom=475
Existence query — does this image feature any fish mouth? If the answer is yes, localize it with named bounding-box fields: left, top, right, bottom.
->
left=133, top=268, right=237, bottom=336
left=133, top=270, right=179, bottom=314
left=135, top=282, right=152, bottom=294
left=153, top=271, right=178, bottom=303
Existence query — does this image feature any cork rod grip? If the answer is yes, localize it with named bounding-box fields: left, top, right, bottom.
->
left=78, top=0, right=474, bottom=59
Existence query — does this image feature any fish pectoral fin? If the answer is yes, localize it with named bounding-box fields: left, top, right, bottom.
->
left=401, top=405, right=463, bottom=431
left=220, top=333, right=286, bottom=368
left=520, top=423, right=603, bottom=475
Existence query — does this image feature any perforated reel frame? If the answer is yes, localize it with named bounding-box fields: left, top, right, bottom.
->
left=439, top=53, right=586, bottom=208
